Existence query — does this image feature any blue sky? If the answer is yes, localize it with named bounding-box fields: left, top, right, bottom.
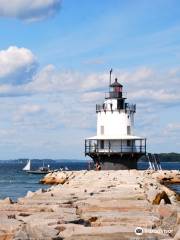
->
left=0, top=0, right=179, bottom=159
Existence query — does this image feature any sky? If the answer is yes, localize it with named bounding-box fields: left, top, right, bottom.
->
left=0, top=0, right=179, bottom=160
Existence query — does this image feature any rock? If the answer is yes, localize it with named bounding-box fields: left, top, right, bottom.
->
left=158, top=205, right=176, bottom=218
left=146, top=188, right=160, bottom=203
left=0, top=218, right=21, bottom=239
left=14, top=222, right=60, bottom=240
left=40, top=171, right=74, bottom=185
left=0, top=170, right=179, bottom=239
left=35, top=188, right=47, bottom=194
left=161, top=176, right=180, bottom=184
left=169, top=195, right=178, bottom=204
left=176, top=194, right=180, bottom=201
left=177, top=212, right=180, bottom=224
left=174, top=228, right=180, bottom=240
left=14, top=225, right=29, bottom=240
left=41, top=177, right=67, bottom=185
left=152, top=191, right=171, bottom=205
left=25, top=191, right=35, bottom=198
left=0, top=197, right=13, bottom=204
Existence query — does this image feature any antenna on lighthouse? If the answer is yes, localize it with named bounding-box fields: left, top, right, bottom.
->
left=109, top=68, right=113, bottom=94
left=109, top=68, right=113, bottom=86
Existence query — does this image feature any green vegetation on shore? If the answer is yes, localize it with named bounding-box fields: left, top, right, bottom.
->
left=158, top=153, right=180, bottom=162
left=140, top=152, right=180, bottom=162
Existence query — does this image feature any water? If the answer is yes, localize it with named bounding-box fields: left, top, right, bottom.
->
left=0, top=160, right=88, bottom=201
left=0, top=160, right=179, bottom=201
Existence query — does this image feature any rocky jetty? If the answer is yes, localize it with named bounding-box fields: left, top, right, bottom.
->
left=0, top=170, right=179, bottom=240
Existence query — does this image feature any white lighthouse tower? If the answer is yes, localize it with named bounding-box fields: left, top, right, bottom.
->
left=85, top=69, right=146, bottom=170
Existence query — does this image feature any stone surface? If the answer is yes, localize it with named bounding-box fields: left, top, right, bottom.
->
left=0, top=170, right=179, bottom=240
left=152, top=191, right=171, bottom=205
left=0, top=197, right=13, bottom=205
left=174, top=228, right=180, bottom=240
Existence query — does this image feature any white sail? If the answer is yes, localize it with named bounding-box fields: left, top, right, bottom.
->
left=23, top=160, right=31, bottom=171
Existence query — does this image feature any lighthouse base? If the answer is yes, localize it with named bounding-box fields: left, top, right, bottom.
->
left=88, top=153, right=144, bottom=170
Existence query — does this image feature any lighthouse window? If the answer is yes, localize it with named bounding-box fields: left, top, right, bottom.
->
left=101, top=126, right=104, bottom=135
left=100, top=140, right=104, bottom=149
left=127, top=140, right=131, bottom=146
left=127, top=126, right=131, bottom=135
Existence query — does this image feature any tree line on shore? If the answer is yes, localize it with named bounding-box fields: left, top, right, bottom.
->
left=140, top=152, right=180, bottom=162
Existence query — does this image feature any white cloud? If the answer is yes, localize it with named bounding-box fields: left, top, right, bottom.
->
left=0, top=61, right=180, bottom=109
left=159, top=122, right=180, bottom=148
left=14, top=104, right=44, bottom=122
left=0, top=0, right=61, bottom=22
left=0, top=51, right=179, bottom=110
left=80, top=91, right=103, bottom=103
left=164, top=123, right=180, bottom=136
left=0, top=47, right=179, bottom=155
left=0, top=46, right=37, bottom=85
left=17, top=104, right=43, bottom=115
left=23, top=67, right=109, bottom=96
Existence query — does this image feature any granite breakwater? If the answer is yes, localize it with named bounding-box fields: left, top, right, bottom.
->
left=0, top=170, right=179, bottom=240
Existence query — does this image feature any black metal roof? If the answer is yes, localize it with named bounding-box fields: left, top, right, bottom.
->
left=110, top=78, right=123, bottom=87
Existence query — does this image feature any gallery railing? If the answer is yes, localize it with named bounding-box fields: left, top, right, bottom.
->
left=105, top=92, right=127, bottom=99
left=96, top=103, right=136, bottom=113
left=85, top=139, right=146, bottom=155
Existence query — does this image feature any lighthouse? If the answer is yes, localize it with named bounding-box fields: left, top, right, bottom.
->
left=85, top=69, right=146, bottom=170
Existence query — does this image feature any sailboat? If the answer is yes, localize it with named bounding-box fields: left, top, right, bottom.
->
left=23, top=160, right=31, bottom=171
left=23, top=159, right=52, bottom=174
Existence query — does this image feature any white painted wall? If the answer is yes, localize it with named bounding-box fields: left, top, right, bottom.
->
left=97, top=110, right=134, bottom=137
left=97, top=98, right=135, bottom=137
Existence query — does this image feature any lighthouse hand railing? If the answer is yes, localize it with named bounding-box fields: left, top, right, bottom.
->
left=96, top=103, right=136, bottom=113
left=85, top=139, right=146, bottom=155
left=105, top=92, right=127, bottom=99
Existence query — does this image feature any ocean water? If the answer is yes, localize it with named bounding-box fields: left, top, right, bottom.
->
left=0, top=160, right=88, bottom=201
left=0, top=160, right=179, bottom=201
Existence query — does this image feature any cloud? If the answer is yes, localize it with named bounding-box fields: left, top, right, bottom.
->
left=80, top=91, right=103, bottom=103
left=13, top=104, right=45, bottom=126
left=113, top=67, right=180, bottom=107
left=0, top=47, right=179, bottom=155
left=0, top=0, right=61, bottom=22
left=0, top=60, right=180, bottom=109
left=0, top=49, right=179, bottom=112
left=16, top=104, right=43, bottom=116
left=0, top=46, right=37, bottom=85
left=24, top=66, right=109, bottom=95
left=164, top=123, right=180, bottom=137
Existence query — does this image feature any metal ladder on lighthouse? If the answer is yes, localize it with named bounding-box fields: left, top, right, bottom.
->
left=146, top=153, right=162, bottom=170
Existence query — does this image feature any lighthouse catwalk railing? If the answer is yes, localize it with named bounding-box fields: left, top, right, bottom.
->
left=85, top=139, right=146, bottom=154
left=96, top=103, right=136, bottom=113
left=85, top=69, right=147, bottom=170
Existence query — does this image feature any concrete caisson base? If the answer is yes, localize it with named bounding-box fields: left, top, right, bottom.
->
left=100, top=160, right=137, bottom=170
left=88, top=153, right=144, bottom=170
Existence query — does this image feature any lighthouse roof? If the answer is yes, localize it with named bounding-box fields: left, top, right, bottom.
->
left=110, top=78, right=123, bottom=87
left=86, top=135, right=145, bottom=140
